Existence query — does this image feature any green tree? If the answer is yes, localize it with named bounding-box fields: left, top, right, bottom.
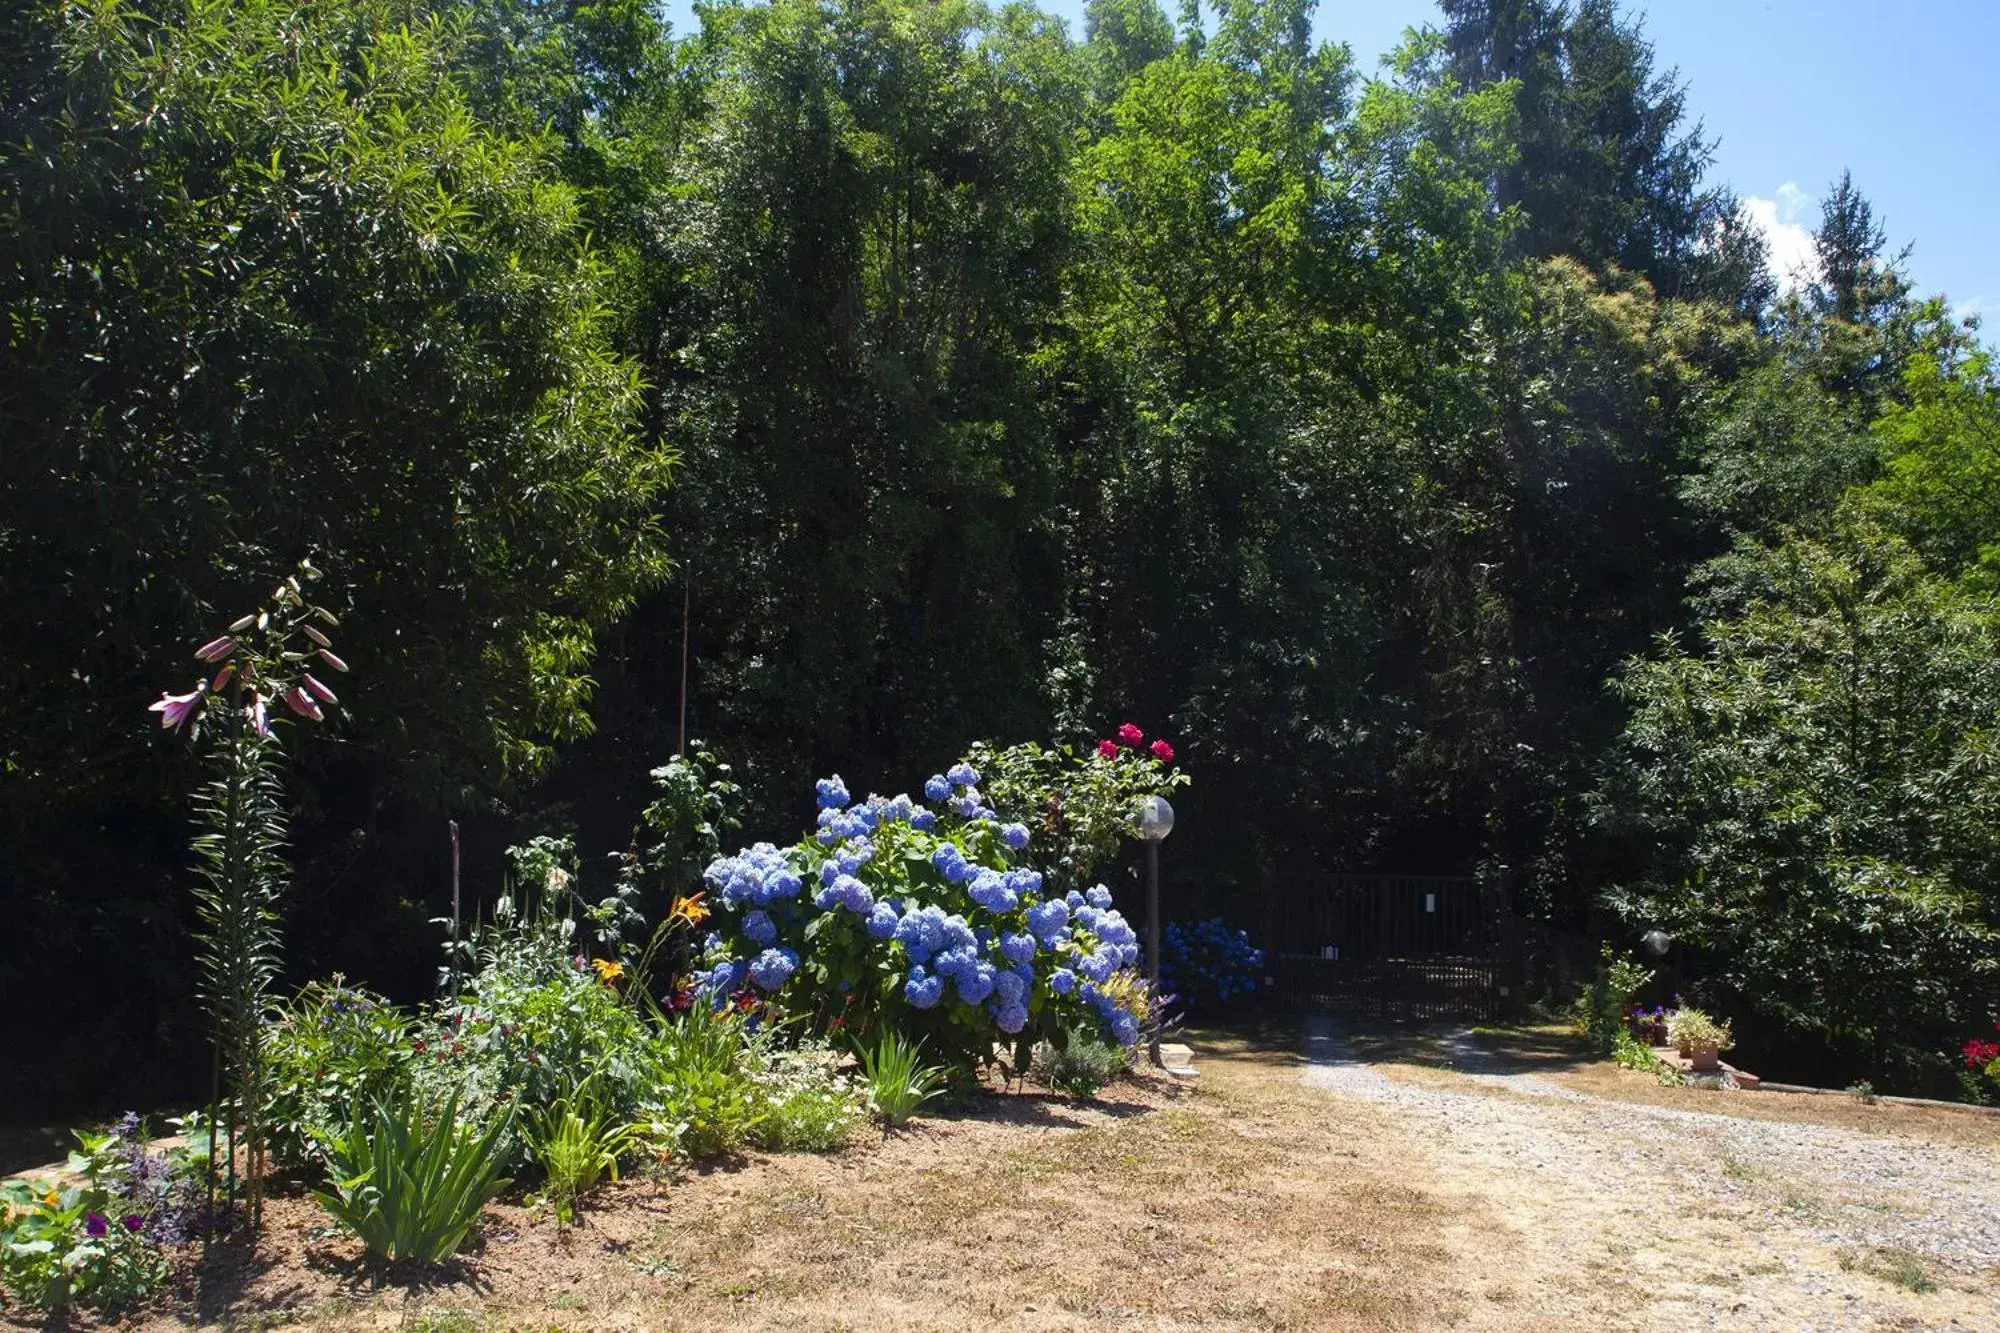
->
left=1601, top=526, right=2000, bottom=1090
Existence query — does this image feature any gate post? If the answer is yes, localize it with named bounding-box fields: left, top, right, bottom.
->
left=1259, top=864, right=1279, bottom=1004
left=1485, top=863, right=1528, bottom=1019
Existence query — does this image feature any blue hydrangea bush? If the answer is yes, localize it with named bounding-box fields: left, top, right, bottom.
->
left=1159, top=917, right=1266, bottom=1015
left=695, top=762, right=1152, bottom=1071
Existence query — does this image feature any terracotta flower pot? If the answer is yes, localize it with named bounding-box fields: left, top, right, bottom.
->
left=1686, top=1042, right=1721, bottom=1072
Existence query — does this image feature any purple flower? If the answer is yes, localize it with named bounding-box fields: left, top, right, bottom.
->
left=148, top=685, right=204, bottom=731
left=85, top=1212, right=108, bottom=1238
left=122, top=1214, right=144, bottom=1233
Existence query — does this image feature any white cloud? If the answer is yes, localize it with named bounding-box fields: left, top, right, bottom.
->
left=1742, top=181, right=1817, bottom=294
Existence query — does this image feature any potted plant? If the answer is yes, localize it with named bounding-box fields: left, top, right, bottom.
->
left=1667, top=1007, right=1733, bottom=1072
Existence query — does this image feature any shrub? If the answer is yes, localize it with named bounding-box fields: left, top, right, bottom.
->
left=314, top=1090, right=512, bottom=1264
left=1962, top=1025, right=2000, bottom=1103
left=858, top=1031, right=946, bottom=1127
left=1031, top=1028, right=1131, bottom=1099
left=1159, top=918, right=1265, bottom=1014
left=264, top=978, right=413, bottom=1172
left=1571, top=946, right=1653, bottom=1054
left=696, top=759, right=1159, bottom=1075
left=419, top=900, right=652, bottom=1166
left=969, top=730, right=1189, bottom=889
left=748, top=1043, right=868, bottom=1152
left=636, top=1006, right=765, bottom=1159
left=522, top=1074, right=641, bottom=1224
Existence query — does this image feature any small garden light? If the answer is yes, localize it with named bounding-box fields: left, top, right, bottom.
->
left=1642, top=928, right=1671, bottom=958
left=1137, top=796, right=1174, bottom=1065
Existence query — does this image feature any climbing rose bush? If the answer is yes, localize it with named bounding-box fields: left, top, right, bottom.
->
left=695, top=762, right=1152, bottom=1071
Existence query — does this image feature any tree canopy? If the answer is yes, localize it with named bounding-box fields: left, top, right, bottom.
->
left=2, top=0, right=1994, bottom=1105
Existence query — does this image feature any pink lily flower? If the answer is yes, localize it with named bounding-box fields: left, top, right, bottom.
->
left=194, top=635, right=235, bottom=663
left=283, top=686, right=324, bottom=722
left=211, top=663, right=235, bottom=693
left=303, top=625, right=331, bottom=648
left=301, top=673, right=338, bottom=706
left=149, top=685, right=205, bottom=731
left=317, top=648, right=349, bottom=673
left=247, top=693, right=271, bottom=739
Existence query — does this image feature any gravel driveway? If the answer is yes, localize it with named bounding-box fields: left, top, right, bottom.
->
left=1302, top=1017, right=2000, bottom=1331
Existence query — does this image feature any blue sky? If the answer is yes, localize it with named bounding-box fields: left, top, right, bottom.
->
left=658, top=0, right=2000, bottom=324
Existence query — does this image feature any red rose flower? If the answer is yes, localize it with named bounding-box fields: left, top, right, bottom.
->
left=1117, top=722, right=1144, bottom=747
left=1096, top=739, right=1118, bottom=759
left=1150, top=739, right=1175, bottom=763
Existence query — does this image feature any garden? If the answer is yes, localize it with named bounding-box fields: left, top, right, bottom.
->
left=8, top=0, right=2000, bottom=1324
left=1, top=587, right=1279, bottom=1324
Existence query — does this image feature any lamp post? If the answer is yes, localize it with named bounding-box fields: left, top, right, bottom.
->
left=1137, top=794, right=1175, bottom=1066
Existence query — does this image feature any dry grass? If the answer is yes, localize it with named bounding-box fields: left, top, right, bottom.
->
left=93, top=1046, right=1465, bottom=1332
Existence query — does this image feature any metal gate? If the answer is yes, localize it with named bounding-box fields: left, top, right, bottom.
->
left=1267, top=872, right=1501, bottom=1021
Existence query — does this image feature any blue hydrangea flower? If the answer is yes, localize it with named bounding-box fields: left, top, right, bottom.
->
left=887, top=793, right=915, bottom=823
left=947, top=761, right=980, bottom=787
left=931, top=844, right=972, bottom=883
left=977, top=807, right=997, bottom=821
left=992, top=969, right=1026, bottom=1006
left=952, top=792, right=982, bottom=818
left=954, top=962, right=996, bottom=1005
left=993, top=1002, right=1029, bottom=1035
left=742, top=909, right=777, bottom=947
left=1026, top=899, right=1069, bottom=945
left=924, top=774, right=951, bottom=801
left=1005, top=867, right=1043, bottom=899
left=748, top=947, right=797, bottom=990
left=1065, top=889, right=1086, bottom=909
left=910, top=809, right=938, bottom=832
left=848, top=802, right=879, bottom=833
left=1049, top=967, right=1076, bottom=995
left=815, top=775, right=850, bottom=810
left=905, top=967, right=943, bottom=1009
left=1079, top=948, right=1119, bottom=984
left=768, top=868, right=802, bottom=900
left=1109, top=1011, right=1140, bottom=1046
left=841, top=876, right=874, bottom=915
left=866, top=902, right=901, bottom=940
left=967, top=869, right=1018, bottom=913
left=836, top=837, right=874, bottom=875
left=895, top=914, right=935, bottom=965
left=1086, top=885, right=1114, bottom=910
left=999, top=931, right=1037, bottom=965
left=999, top=822, right=1031, bottom=850
left=940, top=914, right=977, bottom=952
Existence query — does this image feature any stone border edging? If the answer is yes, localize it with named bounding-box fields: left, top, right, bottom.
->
left=1755, top=1081, right=2000, bottom=1118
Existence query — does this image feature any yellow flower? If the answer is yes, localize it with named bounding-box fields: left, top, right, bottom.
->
left=669, top=892, right=710, bottom=928
left=590, top=958, right=625, bottom=986
left=44, top=1190, right=59, bottom=1208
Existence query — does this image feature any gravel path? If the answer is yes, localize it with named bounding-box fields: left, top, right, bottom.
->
left=1302, top=1018, right=2000, bottom=1331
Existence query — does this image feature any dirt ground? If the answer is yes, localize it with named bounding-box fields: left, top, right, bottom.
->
left=7, top=1025, right=1999, bottom=1332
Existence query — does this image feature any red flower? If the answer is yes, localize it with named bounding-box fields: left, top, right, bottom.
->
left=1096, top=739, right=1118, bottom=759
left=1150, top=739, right=1175, bottom=763
left=1117, top=722, right=1144, bottom=747
left=1965, top=1038, right=2000, bottom=1069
